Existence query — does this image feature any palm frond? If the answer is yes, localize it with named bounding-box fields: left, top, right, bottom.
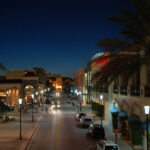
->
left=0, top=63, right=5, bottom=71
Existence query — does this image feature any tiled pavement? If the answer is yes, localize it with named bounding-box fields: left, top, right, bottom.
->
left=0, top=107, right=45, bottom=150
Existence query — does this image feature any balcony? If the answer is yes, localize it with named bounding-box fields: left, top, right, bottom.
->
left=99, top=88, right=108, bottom=93
left=130, top=87, right=140, bottom=96
left=120, top=87, right=127, bottom=95
left=145, top=86, right=150, bottom=97
left=113, top=86, right=119, bottom=94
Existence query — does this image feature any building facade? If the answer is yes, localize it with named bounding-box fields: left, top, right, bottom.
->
left=0, top=68, right=46, bottom=109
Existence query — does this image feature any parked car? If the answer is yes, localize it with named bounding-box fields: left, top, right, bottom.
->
left=79, top=117, right=93, bottom=127
left=88, top=123, right=105, bottom=139
left=96, top=140, right=119, bottom=150
left=75, top=112, right=86, bottom=121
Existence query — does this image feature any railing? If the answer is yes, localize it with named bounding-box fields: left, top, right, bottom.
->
left=130, top=87, right=140, bottom=96
left=113, top=86, right=119, bottom=94
left=120, top=87, right=127, bottom=95
left=145, top=87, right=150, bottom=97
left=99, top=88, right=108, bottom=93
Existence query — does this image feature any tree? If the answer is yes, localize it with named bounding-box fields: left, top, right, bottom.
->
left=0, top=102, right=10, bottom=117
left=93, top=0, right=150, bottom=85
left=0, top=63, right=5, bottom=71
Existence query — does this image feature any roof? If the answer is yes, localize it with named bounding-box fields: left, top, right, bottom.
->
left=0, top=79, right=22, bottom=83
left=91, top=52, right=104, bottom=62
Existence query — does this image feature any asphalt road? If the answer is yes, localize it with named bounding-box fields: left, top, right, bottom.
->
left=27, top=103, right=96, bottom=150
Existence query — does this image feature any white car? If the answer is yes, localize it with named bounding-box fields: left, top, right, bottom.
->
left=75, top=112, right=86, bottom=120
left=96, top=140, right=119, bottom=150
left=79, top=117, right=93, bottom=127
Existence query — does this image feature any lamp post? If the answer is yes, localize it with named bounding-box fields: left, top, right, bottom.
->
left=100, top=95, right=104, bottom=126
left=78, top=92, right=82, bottom=111
left=144, top=105, right=150, bottom=150
left=19, top=98, right=22, bottom=140
left=32, top=94, right=34, bottom=122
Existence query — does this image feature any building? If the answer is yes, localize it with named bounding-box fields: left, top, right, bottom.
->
left=74, top=68, right=88, bottom=105
left=0, top=68, right=46, bottom=110
left=48, top=75, right=74, bottom=98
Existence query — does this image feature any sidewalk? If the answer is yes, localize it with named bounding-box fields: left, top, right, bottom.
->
left=0, top=106, right=46, bottom=150
left=80, top=105, right=134, bottom=150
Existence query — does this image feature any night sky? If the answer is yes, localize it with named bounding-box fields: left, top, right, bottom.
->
left=0, top=0, right=132, bottom=77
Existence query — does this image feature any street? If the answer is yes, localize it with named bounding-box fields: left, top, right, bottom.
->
left=27, top=103, right=96, bottom=150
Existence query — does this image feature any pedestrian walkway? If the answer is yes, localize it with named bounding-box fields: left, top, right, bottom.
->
left=80, top=105, right=134, bottom=150
left=0, top=106, right=47, bottom=150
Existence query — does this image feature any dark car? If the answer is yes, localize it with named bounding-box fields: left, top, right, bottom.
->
left=88, top=123, right=105, bottom=139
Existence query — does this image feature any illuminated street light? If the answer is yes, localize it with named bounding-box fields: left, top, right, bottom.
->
left=100, top=95, right=104, bottom=126
left=31, top=94, right=34, bottom=122
left=144, top=105, right=150, bottom=150
left=19, top=98, right=22, bottom=140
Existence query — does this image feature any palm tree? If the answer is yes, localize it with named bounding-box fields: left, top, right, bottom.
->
left=0, top=63, right=5, bottom=71
left=92, top=0, right=150, bottom=85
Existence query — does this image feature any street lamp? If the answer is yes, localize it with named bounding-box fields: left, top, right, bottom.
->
left=19, top=98, right=22, bottom=140
left=31, top=94, right=34, bottom=122
left=144, top=105, right=150, bottom=150
left=100, top=95, right=104, bottom=126
left=78, top=92, right=82, bottom=111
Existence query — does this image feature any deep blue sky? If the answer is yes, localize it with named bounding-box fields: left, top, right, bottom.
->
left=0, top=0, right=132, bottom=77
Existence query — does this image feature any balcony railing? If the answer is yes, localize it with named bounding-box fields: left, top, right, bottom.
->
left=145, top=87, right=150, bottom=97
left=99, top=88, right=108, bottom=93
left=120, top=87, right=127, bottom=95
left=113, top=86, right=119, bottom=94
left=130, top=87, right=140, bottom=96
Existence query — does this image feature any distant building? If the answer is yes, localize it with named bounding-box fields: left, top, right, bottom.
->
left=47, top=75, right=74, bottom=97
left=74, top=68, right=87, bottom=104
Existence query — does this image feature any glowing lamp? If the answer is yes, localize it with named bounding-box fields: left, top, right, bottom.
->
left=19, top=99, right=22, bottom=105
left=144, top=106, right=150, bottom=115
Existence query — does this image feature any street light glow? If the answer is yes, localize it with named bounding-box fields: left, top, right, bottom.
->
left=100, top=95, right=103, bottom=100
left=144, top=106, right=150, bottom=115
left=32, top=94, right=34, bottom=99
left=19, top=99, right=22, bottom=105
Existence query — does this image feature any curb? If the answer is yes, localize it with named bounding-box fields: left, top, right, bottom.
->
left=19, top=115, right=42, bottom=150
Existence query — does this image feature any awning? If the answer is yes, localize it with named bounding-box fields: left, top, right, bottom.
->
left=128, top=114, right=140, bottom=122
left=110, top=107, right=119, bottom=113
left=118, top=111, right=127, bottom=117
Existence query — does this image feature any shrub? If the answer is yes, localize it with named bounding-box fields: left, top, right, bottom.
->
left=0, top=102, right=10, bottom=115
left=91, top=101, right=104, bottom=118
left=4, top=116, right=9, bottom=122
left=129, top=120, right=142, bottom=145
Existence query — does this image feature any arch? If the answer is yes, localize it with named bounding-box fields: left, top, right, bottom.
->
left=112, top=99, right=119, bottom=108
left=130, top=102, right=143, bottom=117
left=120, top=100, right=129, bottom=112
